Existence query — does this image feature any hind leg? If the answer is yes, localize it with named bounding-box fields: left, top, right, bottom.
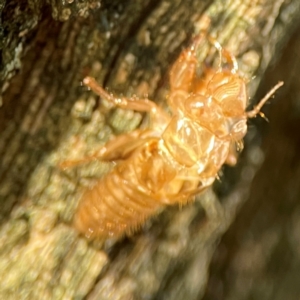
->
left=59, top=129, right=156, bottom=169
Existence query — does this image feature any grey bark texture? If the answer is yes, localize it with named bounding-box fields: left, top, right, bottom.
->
left=0, top=0, right=299, bottom=299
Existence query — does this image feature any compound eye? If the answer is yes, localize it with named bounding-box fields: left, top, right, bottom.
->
left=229, top=118, right=247, bottom=140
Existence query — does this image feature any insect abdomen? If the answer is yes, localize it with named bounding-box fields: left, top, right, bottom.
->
left=74, top=146, right=166, bottom=239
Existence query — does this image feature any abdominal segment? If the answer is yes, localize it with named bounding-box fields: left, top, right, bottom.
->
left=73, top=164, right=165, bottom=239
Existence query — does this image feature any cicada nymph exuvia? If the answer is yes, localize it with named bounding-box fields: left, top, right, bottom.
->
left=62, top=34, right=283, bottom=239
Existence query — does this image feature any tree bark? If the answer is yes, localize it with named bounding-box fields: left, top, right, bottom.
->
left=204, top=24, right=300, bottom=300
left=0, top=0, right=299, bottom=299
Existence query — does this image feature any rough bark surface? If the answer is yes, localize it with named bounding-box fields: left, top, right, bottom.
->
left=0, top=0, right=299, bottom=299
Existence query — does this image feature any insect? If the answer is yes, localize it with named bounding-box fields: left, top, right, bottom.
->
left=64, top=34, right=283, bottom=240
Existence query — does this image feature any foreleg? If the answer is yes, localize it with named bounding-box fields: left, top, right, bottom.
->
left=169, top=35, right=203, bottom=92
